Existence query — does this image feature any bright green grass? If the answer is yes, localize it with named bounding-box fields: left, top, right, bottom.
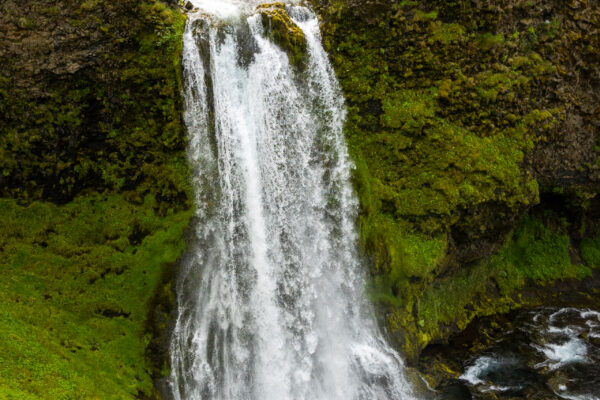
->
left=0, top=194, right=192, bottom=399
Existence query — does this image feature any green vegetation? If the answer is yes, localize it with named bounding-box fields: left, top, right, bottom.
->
left=581, top=232, right=600, bottom=267
left=491, top=216, right=589, bottom=292
left=416, top=215, right=592, bottom=344
left=0, top=0, right=188, bottom=210
left=376, top=211, right=598, bottom=358
left=257, top=3, right=307, bottom=68
left=0, top=0, right=191, bottom=398
left=0, top=194, right=193, bottom=399
left=329, top=5, right=557, bottom=236
left=312, top=0, right=600, bottom=358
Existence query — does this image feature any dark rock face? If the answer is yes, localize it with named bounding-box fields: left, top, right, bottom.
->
left=519, top=1, right=600, bottom=191
left=0, top=0, right=189, bottom=209
left=1, top=2, right=103, bottom=85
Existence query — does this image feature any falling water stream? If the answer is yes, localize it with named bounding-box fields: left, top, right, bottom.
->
left=168, top=1, right=415, bottom=399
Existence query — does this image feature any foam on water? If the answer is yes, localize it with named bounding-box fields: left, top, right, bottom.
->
left=534, top=338, right=589, bottom=370
left=459, top=356, right=522, bottom=390
left=187, top=0, right=300, bottom=18
left=556, top=393, right=600, bottom=400
left=460, top=356, right=501, bottom=386
left=458, top=307, right=600, bottom=399
left=532, top=308, right=594, bottom=370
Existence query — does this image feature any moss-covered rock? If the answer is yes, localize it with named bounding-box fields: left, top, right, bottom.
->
left=309, top=0, right=600, bottom=360
left=256, top=3, right=307, bottom=67
left=0, top=0, right=189, bottom=211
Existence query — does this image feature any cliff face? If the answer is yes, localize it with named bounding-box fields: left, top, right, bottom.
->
left=0, top=0, right=188, bottom=209
left=309, top=0, right=600, bottom=360
left=0, top=1, right=190, bottom=398
left=1, top=0, right=599, bottom=396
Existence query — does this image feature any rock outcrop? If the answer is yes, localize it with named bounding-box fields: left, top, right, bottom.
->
left=257, top=3, right=307, bottom=67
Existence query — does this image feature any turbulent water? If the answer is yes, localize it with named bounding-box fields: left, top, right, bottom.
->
left=457, top=308, right=600, bottom=400
left=168, top=2, right=414, bottom=399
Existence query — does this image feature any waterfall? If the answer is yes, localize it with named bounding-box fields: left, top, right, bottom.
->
left=169, top=2, right=415, bottom=399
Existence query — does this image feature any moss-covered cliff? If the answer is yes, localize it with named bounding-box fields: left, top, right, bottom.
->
left=0, top=0, right=189, bottom=208
left=2, top=0, right=600, bottom=396
left=0, top=0, right=190, bottom=398
left=309, top=0, right=600, bottom=361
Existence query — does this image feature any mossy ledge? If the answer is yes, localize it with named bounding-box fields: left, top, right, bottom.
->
left=256, top=3, right=307, bottom=68
left=308, top=0, right=600, bottom=363
left=0, top=0, right=191, bottom=398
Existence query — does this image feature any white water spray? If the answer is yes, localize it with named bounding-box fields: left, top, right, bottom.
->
left=169, top=3, right=415, bottom=399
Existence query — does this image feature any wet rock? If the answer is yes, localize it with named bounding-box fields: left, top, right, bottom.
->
left=185, top=1, right=193, bottom=10
left=419, top=307, right=600, bottom=399
left=438, top=382, right=473, bottom=400
left=403, top=367, right=438, bottom=399
left=546, top=371, right=570, bottom=394
left=256, top=3, right=307, bottom=67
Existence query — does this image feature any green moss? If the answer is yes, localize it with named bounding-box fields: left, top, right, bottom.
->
left=16, top=17, right=36, bottom=29
left=323, top=5, right=548, bottom=237
left=429, top=22, right=465, bottom=44
left=491, top=215, right=590, bottom=293
left=1, top=0, right=188, bottom=208
left=416, top=260, right=502, bottom=337
left=354, top=86, right=537, bottom=234
left=364, top=213, right=446, bottom=307
left=581, top=232, right=600, bottom=267
left=475, top=32, right=504, bottom=50
left=414, top=215, right=593, bottom=351
left=0, top=193, right=193, bottom=399
left=257, top=3, right=307, bottom=68
left=309, top=0, right=597, bottom=358
left=380, top=89, right=435, bottom=130
left=0, top=1, right=192, bottom=397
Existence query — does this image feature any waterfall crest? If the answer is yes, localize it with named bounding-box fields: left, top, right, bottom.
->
left=169, top=3, right=416, bottom=399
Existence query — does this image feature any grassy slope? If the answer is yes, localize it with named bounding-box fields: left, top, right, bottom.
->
left=0, top=195, right=192, bottom=399
left=0, top=1, right=192, bottom=398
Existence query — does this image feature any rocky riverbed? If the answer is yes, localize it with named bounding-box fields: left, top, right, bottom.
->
left=421, top=306, right=600, bottom=399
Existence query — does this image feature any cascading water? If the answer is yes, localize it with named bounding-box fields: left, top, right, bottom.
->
left=169, top=2, right=416, bottom=399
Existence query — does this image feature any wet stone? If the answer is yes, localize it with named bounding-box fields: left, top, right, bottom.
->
left=422, top=307, right=600, bottom=400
